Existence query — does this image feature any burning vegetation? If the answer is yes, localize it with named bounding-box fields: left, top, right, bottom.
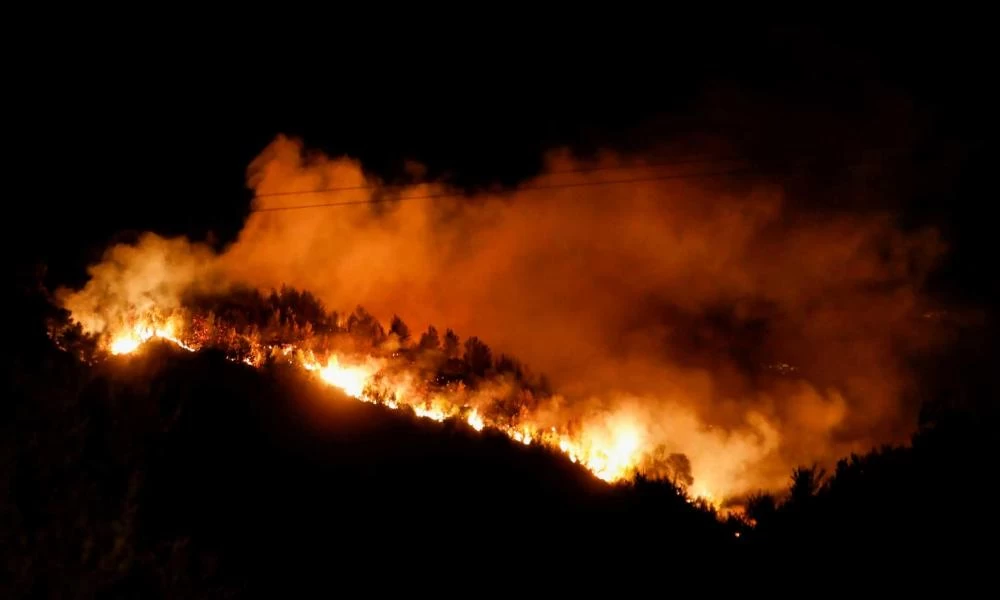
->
left=54, top=286, right=711, bottom=495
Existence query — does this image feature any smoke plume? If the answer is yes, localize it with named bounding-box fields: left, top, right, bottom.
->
left=60, top=135, right=946, bottom=498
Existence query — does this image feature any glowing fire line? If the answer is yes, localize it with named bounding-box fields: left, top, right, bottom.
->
left=105, top=322, right=715, bottom=500
left=110, top=322, right=195, bottom=355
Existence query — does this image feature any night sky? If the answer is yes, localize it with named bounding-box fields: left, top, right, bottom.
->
left=12, top=24, right=991, bottom=307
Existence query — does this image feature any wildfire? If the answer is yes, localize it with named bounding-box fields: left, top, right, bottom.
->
left=64, top=308, right=717, bottom=505
left=413, top=404, right=450, bottom=422
left=306, top=356, right=376, bottom=399
left=466, top=408, right=485, bottom=432
left=110, top=336, right=143, bottom=355
left=548, top=423, right=641, bottom=482
left=590, top=425, right=642, bottom=482
left=109, top=319, right=195, bottom=355
left=52, top=135, right=952, bottom=518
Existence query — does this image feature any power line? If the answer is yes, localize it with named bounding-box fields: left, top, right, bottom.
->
left=249, top=150, right=912, bottom=213
left=252, top=153, right=751, bottom=199
left=249, top=166, right=759, bottom=212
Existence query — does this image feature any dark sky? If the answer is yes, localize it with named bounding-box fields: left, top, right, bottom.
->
left=11, top=23, right=991, bottom=306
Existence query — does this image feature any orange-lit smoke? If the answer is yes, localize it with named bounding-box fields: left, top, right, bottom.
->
left=59, top=136, right=946, bottom=499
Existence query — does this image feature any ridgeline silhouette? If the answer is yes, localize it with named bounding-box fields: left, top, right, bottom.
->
left=3, top=274, right=994, bottom=594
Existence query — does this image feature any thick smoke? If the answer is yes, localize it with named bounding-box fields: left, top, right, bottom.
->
left=59, top=235, right=220, bottom=334
left=61, top=136, right=946, bottom=497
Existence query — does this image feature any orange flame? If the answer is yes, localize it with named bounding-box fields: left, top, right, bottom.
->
left=306, top=356, right=377, bottom=399
left=91, top=320, right=714, bottom=502
left=108, top=318, right=195, bottom=355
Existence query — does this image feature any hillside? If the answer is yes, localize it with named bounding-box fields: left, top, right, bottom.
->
left=4, top=329, right=728, bottom=595
left=5, top=278, right=997, bottom=594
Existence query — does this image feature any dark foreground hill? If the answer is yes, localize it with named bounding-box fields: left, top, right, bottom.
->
left=4, top=342, right=731, bottom=595
left=4, top=284, right=998, bottom=594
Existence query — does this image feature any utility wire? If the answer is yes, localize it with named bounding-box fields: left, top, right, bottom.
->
left=253, top=153, right=751, bottom=199
left=252, top=145, right=911, bottom=200
left=250, top=150, right=913, bottom=213
left=250, top=167, right=756, bottom=212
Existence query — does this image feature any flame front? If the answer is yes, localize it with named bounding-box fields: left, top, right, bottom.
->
left=108, top=318, right=195, bottom=355
left=84, top=311, right=685, bottom=499
left=110, top=336, right=143, bottom=355
left=466, top=408, right=485, bottom=432
left=306, top=356, right=376, bottom=399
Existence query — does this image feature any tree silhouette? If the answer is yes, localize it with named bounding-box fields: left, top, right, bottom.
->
left=389, top=315, right=411, bottom=345
left=347, top=306, right=386, bottom=346
left=443, top=329, right=460, bottom=359
left=494, top=354, right=524, bottom=379
left=789, top=463, right=827, bottom=504
left=744, top=491, right=777, bottom=525
left=463, top=337, right=493, bottom=377
left=418, top=326, right=440, bottom=351
left=666, top=453, right=694, bottom=489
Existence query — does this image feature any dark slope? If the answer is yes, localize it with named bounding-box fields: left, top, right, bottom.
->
left=6, top=286, right=997, bottom=594
left=3, top=342, right=726, bottom=595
